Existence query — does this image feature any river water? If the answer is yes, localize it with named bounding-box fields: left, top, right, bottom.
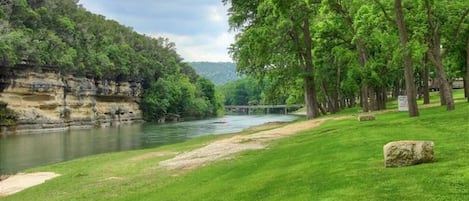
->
left=0, top=115, right=298, bottom=174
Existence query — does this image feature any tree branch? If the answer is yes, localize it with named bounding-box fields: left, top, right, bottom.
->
left=442, top=8, right=469, bottom=57
left=454, top=9, right=469, bottom=41
left=373, top=0, right=396, bottom=24
left=426, top=49, right=439, bottom=68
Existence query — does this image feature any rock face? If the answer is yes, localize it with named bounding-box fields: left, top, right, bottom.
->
left=0, top=66, right=143, bottom=134
left=383, top=141, right=434, bottom=167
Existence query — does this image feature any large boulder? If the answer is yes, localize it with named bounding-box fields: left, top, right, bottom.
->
left=383, top=141, right=434, bottom=167
left=358, top=114, right=375, bottom=121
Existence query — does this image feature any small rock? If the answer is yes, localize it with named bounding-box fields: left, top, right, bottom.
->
left=358, top=115, right=375, bottom=121
left=383, top=141, right=434, bottom=167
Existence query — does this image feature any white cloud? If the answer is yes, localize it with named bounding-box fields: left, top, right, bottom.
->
left=207, top=6, right=224, bottom=23
left=79, top=0, right=234, bottom=62
left=151, top=32, right=234, bottom=62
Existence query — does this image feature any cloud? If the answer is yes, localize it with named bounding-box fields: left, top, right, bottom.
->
left=78, top=0, right=234, bottom=62
left=207, top=5, right=225, bottom=23
left=151, top=32, right=234, bottom=62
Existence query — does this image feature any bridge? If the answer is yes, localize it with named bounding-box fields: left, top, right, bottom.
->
left=225, top=104, right=303, bottom=115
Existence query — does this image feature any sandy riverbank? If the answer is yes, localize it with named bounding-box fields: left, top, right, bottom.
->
left=0, top=172, right=60, bottom=197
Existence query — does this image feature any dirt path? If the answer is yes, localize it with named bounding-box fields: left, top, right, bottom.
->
left=0, top=172, right=60, bottom=197
left=160, top=116, right=351, bottom=170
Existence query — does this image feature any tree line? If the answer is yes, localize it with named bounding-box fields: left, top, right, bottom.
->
left=189, top=62, right=239, bottom=85
left=0, top=0, right=224, bottom=122
left=224, top=0, right=469, bottom=118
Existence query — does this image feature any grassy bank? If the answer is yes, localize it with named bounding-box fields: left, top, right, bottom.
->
left=2, top=91, right=468, bottom=201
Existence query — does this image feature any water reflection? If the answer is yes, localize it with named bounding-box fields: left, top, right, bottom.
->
left=0, top=125, right=143, bottom=174
left=0, top=115, right=298, bottom=174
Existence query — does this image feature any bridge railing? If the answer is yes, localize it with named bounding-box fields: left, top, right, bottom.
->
left=224, top=104, right=303, bottom=114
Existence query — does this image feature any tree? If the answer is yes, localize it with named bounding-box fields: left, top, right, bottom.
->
left=467, top=34, right=469, bottom=102
left=394, top=0, right=419, bottom=117
left=424, top=0, right=453, bottom=110
left=324, top=0, right=377, bottom=112
left=225, top=0, right=320, bottom=119
left=423, top=0, right=469, bottom=110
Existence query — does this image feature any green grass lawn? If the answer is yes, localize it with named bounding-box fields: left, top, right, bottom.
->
left=3, top=90, right=468, bottom=201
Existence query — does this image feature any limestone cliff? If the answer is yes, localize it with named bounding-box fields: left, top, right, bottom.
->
left=0, top=66, right=143, bottom=134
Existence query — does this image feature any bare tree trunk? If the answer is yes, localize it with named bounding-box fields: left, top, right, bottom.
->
left=358, top=44, right=370, bottom=112
left=302, top=19, right=320, bottom=119
left=465, top=76, right=469, bottom=100
left=431, top=42, right=454, bottom=110
left=466, top=34, right=469, bottom=102
left=321, top=80, right=338, bottom=114
left=336, top=64, right=343, bottom=111
left=318, top=102, right=327, bottom=115
left=382, top=88, right=387, bottom=110
left=376, top=87, right=387, bottom=110
left=422, top=54, right=430, bottom=104
left=395, top=0, right=419, bottom=117
left=304, top=76, right=319, bottom=118
left=360, top=84, right=371, bottom=112
left=392, top=80, right=400, bottom=98
left=438, top=77, right=447, bottom=105
left=369, top=87, right=377, bottom=111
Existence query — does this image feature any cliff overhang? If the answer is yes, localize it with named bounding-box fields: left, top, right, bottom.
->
left=0, top=65, right=143, bottom=134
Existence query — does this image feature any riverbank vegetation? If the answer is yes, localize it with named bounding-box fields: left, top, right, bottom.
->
left=0, top=101, right=17, bottom=126
left=219, top=77, right=303, bottom=106
left=2, top=90, right=467, bottom=200
left=225, top=0, right=469, bottom=118
left=0, top=0, right=224, bottom=121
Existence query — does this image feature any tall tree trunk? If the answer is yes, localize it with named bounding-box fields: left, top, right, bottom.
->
left=464, top=35, right=469, bottom=100
left=304, top=78, right=318, bottom=118
left=430, top=38, right=454, bottom=110
left=376, top=87, right=387, bottom=110
left=395, top=0, right=419, bottom=117
left=392, top=80, right=400, bottom=98
left=320, top=80, right=337, bottom=114
left=336, top=64, right=343, bottom=110
left=302, top=19, right=320, bottom=119
left=425, top=0, right=455, bottom=111
left=358, top=41, right=370, bottom=112
left=382, top=88, right=387, bottom=110
left=369, top=87, right=378, bottom=111
left=318, top=102, right=327, bottom=115
left=422, top=54, right=430, bottom=104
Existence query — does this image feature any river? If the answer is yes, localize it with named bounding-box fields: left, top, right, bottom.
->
left=0, top=115, right=298, bottom=174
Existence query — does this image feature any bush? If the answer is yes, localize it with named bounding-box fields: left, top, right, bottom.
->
left=0, top=101, right=17, bottom=126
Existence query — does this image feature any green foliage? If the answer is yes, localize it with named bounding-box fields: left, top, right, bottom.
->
left=0, top=0, right=222, bottom=121
left=1, top=0, right=181, bottom=80
left=142, top=75, right=223, bottom=121
left=189, top=62, right=239, bottom=85
left=219, top=78, right=261, bottom=105
left=225, top=0, right=467, bottom=115
left=0, top=101, right=17, bottom=126
left=219, top=77, right=301, bottom=106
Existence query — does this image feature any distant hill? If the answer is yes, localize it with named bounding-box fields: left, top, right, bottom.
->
left=188, top=62, right=239, bottom=85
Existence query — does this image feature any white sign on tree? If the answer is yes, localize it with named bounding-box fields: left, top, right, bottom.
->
left=398, top=96, right=409, bottom=111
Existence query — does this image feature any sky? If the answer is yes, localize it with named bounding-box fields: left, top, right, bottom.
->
left=78, top=0, right=234, bottom=62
